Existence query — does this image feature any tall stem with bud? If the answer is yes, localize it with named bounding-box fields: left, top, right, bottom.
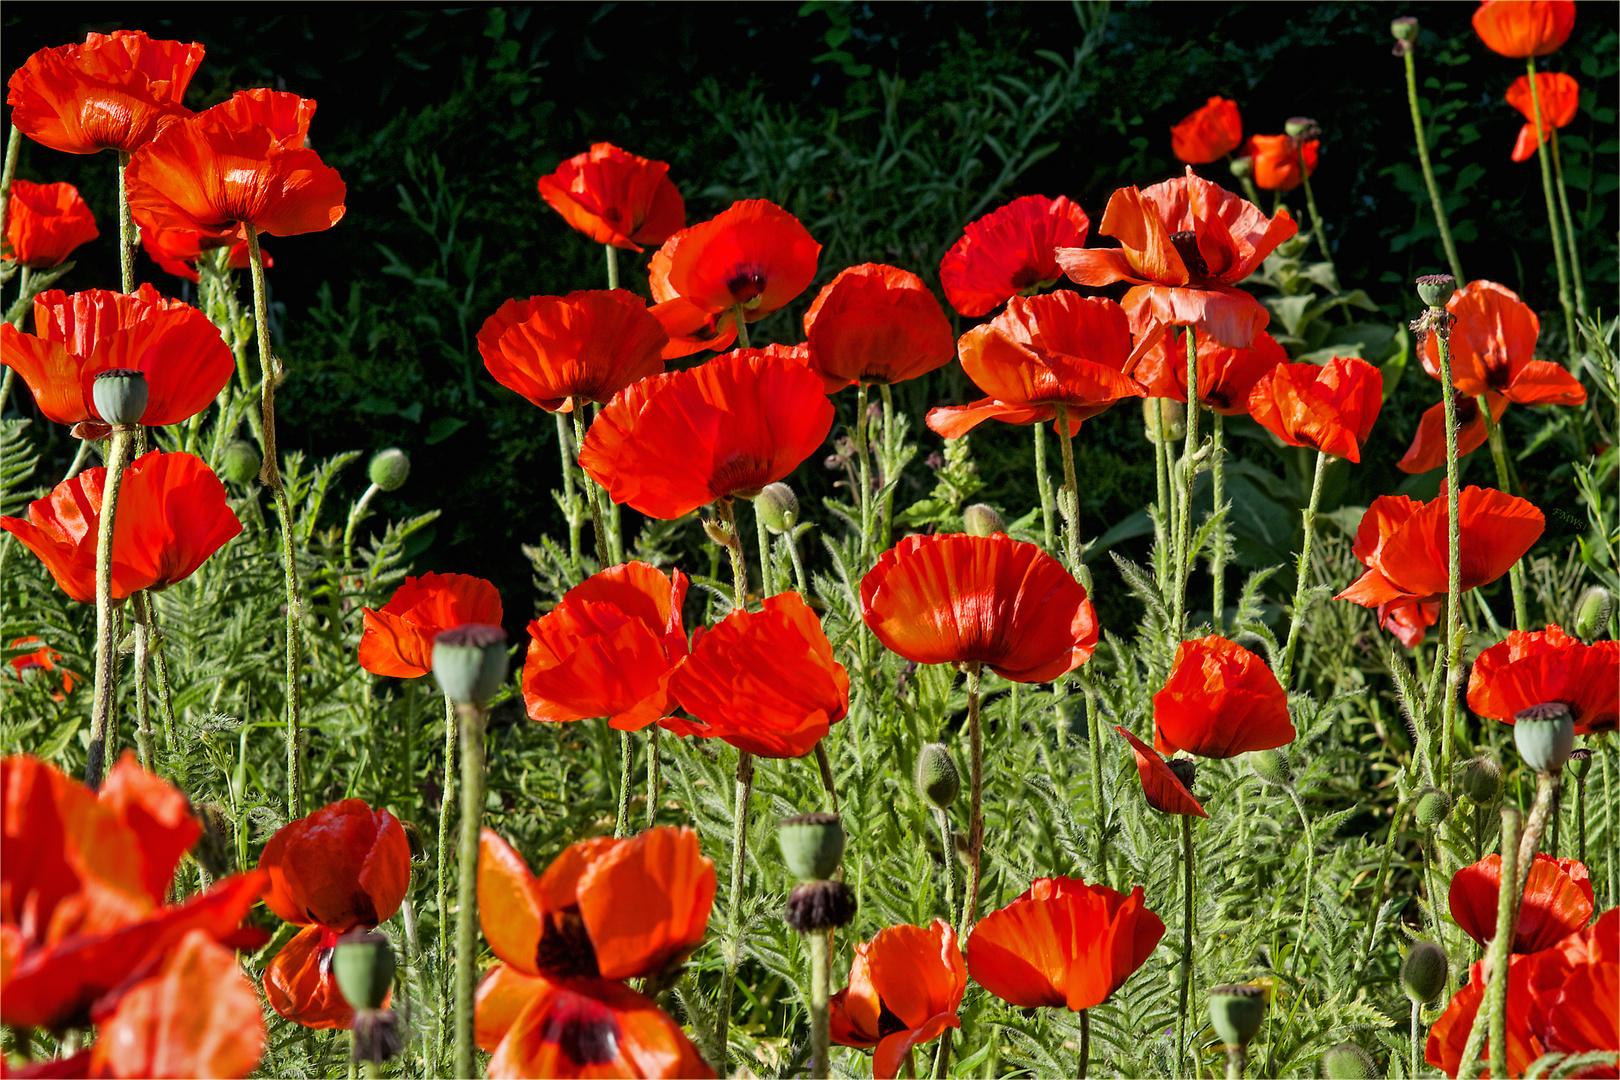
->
left=1395, top=20, right=1466, bottom=285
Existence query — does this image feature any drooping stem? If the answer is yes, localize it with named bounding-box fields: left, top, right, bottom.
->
left=554, top=413, right=584, bottom=564
left=1526, top=60, right=1578, bottom=364
left=604, top=244, right=620, bottom=291
left=715, top=748, right=755, bottom=1072
left=1034, top=421, right=1057, bottom=551
left=1457, top=807, right=1521, bottom=1078
left=1175, top=812, right=1196, bottom=1078
left=1278, top=450, right=1328, bottom=687
left=807, top=929, right=831, bottom=1080
left=1177, top=328, right=1201, bottom=635
left=1209, top=410, right=1227, bottom=634
left=1402, top=45, right=1466, bottom=284
left=614, top=729, right=634, bottom=839
left=1549, top=132, right=1586, bottom=318
left=572, top=404, right=611, bottom=567
left=115, top=152, right=136, bottom=294
left=1478, top=401, right=1529, bottom=629
left=1297, top=146, right=1337, bottom=282
left=342, top=483, right=382, bottom=566
left=854, top=383, right=873, bottom=566
left=1434, top=314, right=1463, bottom=788
left=645, top=727, right=661, bottom=829
left=961, top=662, right=985, bottom=935
left=1077, top=1008, right=1090, bottom=1080
left=85, top=426, right=132, bottom=789
left=435, top=692, right=456, bottom=1072
left=452, top=701, right=487, bottom=1080
left=1053, top=404, right=1089, bottom=589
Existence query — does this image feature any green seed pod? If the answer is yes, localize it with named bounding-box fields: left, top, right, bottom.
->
left=1208, top=984, right=1267, bottom=1049
left=1320, top=1042, right=1379, bottom=1079
left=1401, top=940, right=1448, bottom=1004
left=1227, top=155, right=1254, bottom=180
left=915, top=743, right=962, bottom=808
left=1415, top=274, right=1456, bottom=309
left=1573, top=585, right=1612, bottom=642
left=431, top=624, right=509, bottom=708
left=962, top=504, right=1004, bottom=538
left=777, top=812, right=845, bottom=881
left=1513, top=702, right=1575, bottom=774
left=1250, top=747, right=1293, bottom=788
left=755, top=482, right=798, bottom=534
left=1143, top=398, right=1186, bottom=443
left=1568, top=748, right=1593, bottom=781
left=1461, top=756, right=1502, bottom=803
left=1413, top=787, right=1452, bottom=828
left=1284, top=116, right=1318, bottom=141
left=92, top=369, right=149, bottom=427
left=221, top=440, right=262, bottom=486
left=332, top=931, right=395, bottom=1012
left=368, top=447, right=411, bottom=492
left=1391, top=16, right=1419, bottom=42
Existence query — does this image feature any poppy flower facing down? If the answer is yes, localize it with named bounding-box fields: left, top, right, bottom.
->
left=138, top=221, right=266, bottom=283
left=654, top=199, right=819, bottom=322
left=1449, top=853, right=1594, bottom=955
left=1507, top=72, right=1581, bottom=162
left=360, top=572, right=504, bottom=679
left=1472, top=0, right=1576, bottom=58
left=802, top=263, right=955, bottom=392
left=938, top=194, right=1091, bottom=317
left=1397, top=392, right=1507, bottom=475
left=5, top=180, right=99, bottom=268
left=478, top=289, right=669, bottom=413
left=1248, top=356, right=1383, bottom=463
left=1240, top=134, right=1320, bottom=192
left=1153, top=636, right=1294, bottom=759
left=1420, top=281, right=1587, bottom=407
left=1115, top=726, right=1207, bottom=818
left=829, top=919, right=966, bottom=1080
left=1171, top=96, right=1243, bottom=165
left=1467, top=624, right=1619, bottom=736
left=8, top=636, right=76, bottom=699
left=537, top=142, right=686, bottom=252
left=1378, top=600, right=1441, bottom=650
left=1135, top=327, right=1286, bottom=415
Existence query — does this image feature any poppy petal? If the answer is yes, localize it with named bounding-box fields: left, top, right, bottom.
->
left=576, top=826, right=715, bottom=981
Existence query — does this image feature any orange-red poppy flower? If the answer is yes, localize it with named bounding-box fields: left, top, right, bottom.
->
left=1419, top=281, right=1587, bottom=407
left=1472, top=0, right=1576, bottom=58
left=1397, top=392, right=1507, bottom=474
left=537, top=142, right=686, bottom=252
left=829, top=919, right=966, bottom=1080
left=1426, top=953, right=1540, bottom=1079
left=1507, top=72, right=1580, bottom=161
left=862, top=533, right=1099, bottom=682
left=938, top=194, right=1091, bottom=318
left=1, top=285, right=234, bottom=429
left=1526, top=906, right=1618, bottom=1059
left=1378, top=600, right=1441, bottom=649
left=651, top=199, right=819, bottom=324
left=1056, top=168, right=1296, bottom=350
left=1239, top=134, right=1320, bottom=192
left=5, top=31, right=204, bottom=156
left=478, top=290, right=669, bottom=413
left=1171, top=96, right=1243, bottom=165
left=925, top=292, right=1143, bottom=439
left=1336, top=486, right=1545, bottom=611
left=647, top=246, right=739, bottom=360
left=125, top=88, right=345, bottom=242
left=523, top=561, right=690, bottom=732
left=1153, top=635, right=1294, bottom=758
left=138, top=221, right=265, bottom=283
left=1450, top=853, right=1593, bottom=955
left=578, top=345, right=834, bottom=519
left=5, top=180, right=99, bottom=268
left=358, top=572, right=504, bottom=680
left=666, top=591, right=848, bottom=758
left=1115, top=726, right=1207, bottom=818
left=967, top=877, right=1165, bottom=1012
left=2, top=451, right=243, bottom=604
left=1135, top=327, right=1286, bottom=415
left=8, top=636, right=76, bottom=699
left=1247, top=355, right=1383, bottom=462
left=802, top=263, right=955, bottom=392
left=1467, top=624, right=1619, bottom=736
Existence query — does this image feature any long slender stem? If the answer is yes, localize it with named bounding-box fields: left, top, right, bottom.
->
left=453, top=702, right=487, bottom=1080
left=1526, top=60, right=1578, bottom=364
left=782, top=531, right=809, bottom=596
left=1478, top=402, right=1529, bottom=630
left=1576, top=775, right=1586, bottom=867
left=1085, top=679, right=1108, bottom=887
left=1177, top=328, right=1200, bottom=636
left=1410, top=998, right=1422, bottom=1080
left=1297, top=148, right=1336, bottom=281
left=1458, top=807, right=1522, bottom=1076
left=755, top=498, right=776, bottom=597
left=1078, top=1008, right=1090, bottom=1079
left=614, top=729, right=633, bottom=839
left=1054, top=404, right=1087, bottom=588
left=85, top=427, right=131, bottom=789
left=1287, top=788, right=1315, bottom=968
left=1151, top=404, right=1171, bottom=570
left=0, top=126, right=21, bottom=259
left=716, top=498, right=749, bottom=613
left=1034, top=422, right=1057, bottom=552
left=115, top=152, right=136, bottom=294
left=961, top=662, right=985, bottom=935
left=714, top=493, right=754, bottom=1072
left=554, top=413, right=584, bottom=565
left=342, top=483, right=381, bottom=565
left=1402, top=47, right=1466, bottom=284
left=1356, top=802, right=1407, bottom=973
left=1606, top=743, right=1618, bottom=909
left=879, top=383, right=897, bottom=552
left=572, top=404, right=611, bottom=567
left=151, top=622, right=177, bottom=766
left=1175, top=813, right=1195, bottom=1078
left=808, top=929, right=830, bottom=1079
left=1209, top=411, right=1226, bottom=635
left=1550, top=132, right=1586, bottom=318
left=435, top=692, right=455, bottom=1074
left=604, top=244, right=620, bottom=291
left=130, top=591, right=155, bottom=769
left=1278, top=450, right=1328, bottom=687
left=936, top=805, right=959, bottom=929
left=646, top=726, right=661, bottom=829
left=854, top=383, right=873, bottom=567
left=1434, top=314, right=1463, bottom=790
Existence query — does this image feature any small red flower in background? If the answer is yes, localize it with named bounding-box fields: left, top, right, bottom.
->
left=5, top=30, right=204, bottom=155
left=1450, top=853, right=1594, bottom=955
left=1171, top=96, right=1243, bottom=165
left=1397, top=391, right=1506, bottom=475
left=1154, top=635, right=1294, bottom=758
left=1115, top=726, right=1207, bottom=818
left=1467, top=624, right=1618, bottom=736
left=1378, top=599, right=1441, bottom=649
left=477, top=290, right=669, bottom=413
left=1136, top=327, right=1286, bottom=415
left=359, top=572, right=504, bottom=679
left=1420, top=281, right=1586, bottom=407
left=1240, top=134, right=1319, bottom=192
left=967, top=876, right=1165, bottom=1011
left=829, top=919, right=966, bottom=1080
left=537, top=142, right=686, bottom=252
left=1247, top=356, right=1383, bottom=462
left=1507, top=72, right=1580, bottom=161
left=802, top=263, right=955, bottom=392
left=5, top=180, right=98, bottom=268
left=938, top=194, right=1090, bottom=317
left=653, top=199, right=819, bottom=323
left=1472, top=0, right=1576, bottom=58
left=7, top=636, right=76, bottom=700
left=139, top=220, right=267, bottom=283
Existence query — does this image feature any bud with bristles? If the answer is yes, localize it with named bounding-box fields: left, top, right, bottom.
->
left=777, top=812, right=845, bottom=881
left=1401, top=940, right=1447, bottom=1004
left=1250, top=747, right=1293, bottom=787
left=401, top=820, right=427, bottom=862
left=915, top=743, right=961, bottom=808
left=756, top=482, right=799, bottom=534
left=1228, top=155, right=1254, bottom=180
left=1573, top=586, right=1612, bottom=641
left=1513, top=702, right=1574, bottom=774
left=92, top=369, right=149, bottom=427
left=431, top=624, right=509, bottom=707
left=1462, top=756, right=1502, bottom=803
left=1413, top=787, right=1451, bottom=828
left=1320, top=1042, right=1379, bottom=1079
left=1144, top=398, right=1186, bottom=443
left=368, top=447, right=411, bottom=492
left=1416, top=274, right=1456, bottom=309
left=962, top=504, right=1004, bottom=538
left=221, top=440, right=261, bottom=486
left=1208, top=984, right=1267, bottom=1049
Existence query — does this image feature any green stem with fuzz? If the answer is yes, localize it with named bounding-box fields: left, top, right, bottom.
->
left=1209, top=411, right=1227, bottom=634
left=782, top=531, right=809, bottom=596
left=1550, top=131, right=1586, bottom=317
left=131, top=591, right=156, bottom=769
left=807, top=929, right=830, bottom=1079
left=1034, top=421, right=1057, bottom=551
left=1402, top=46, right=1466, bottom=284
left=1288, top=787, right=1315, bottom=968
left=1356, top=802, right=1408, bottom=974
left=936, top=804, right=959, bottom=929
left=1084, top=677, right=1109, bottom=886
left=573, top=404, right=611, bottom=567
left=645, top=727, right=661, bottom=829
left=1458, top=808, right=1521, bottom=1078
left=756, top=498, right=776, bottom=597
left=453, top=702, right=487, bottom=1080
left=879, top=383, right=897, bottom=551
left=1078, top=1008, right=1090, bottom=1079
left=342, top=483, right=382, bottom=566
left=1576, top=774, right=1586, bottom=866
left=854, top=383, right=873, bottom=566
left=614, top=729, right=634, bottom=839
left=1433, top=313, right=1463, bottom=789
left=435, top=692, right=456, bottom=1073
left=961, top=662, right=985, bottom=936
left=1606, top=743, right=1617, bottom=912
left=713, top=495, right=754, bottom=1072
left=1526, top=59, right=1578, bottom=364
left=1410, top=999, right=1423, bottom=1080
left=1478, top=401, right=1529, bottom=629
left=1177, top=328, right=1200, bottom=635
left=85, top=426, right=132, bottom=789
left=1054, top=404, right=1089, bottom=589
left=1278, top=450, right=1328, bottom=687
left=554, top=413, right=584, bottom=564
left=1175, top=812, right=1196, bottom=1079
left=115, top=153, right=136, bottom=294
left=0, top=126, right=21, bottom=259
left=1152, top=402, right=1172, bottom=583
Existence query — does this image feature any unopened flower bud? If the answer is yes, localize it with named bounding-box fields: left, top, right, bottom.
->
left=92, top=369, right=149, bottom=427
left=1250, top=747, right=1293, bottom=788
left=1167, top=757, right=1197, bottom=792
left=1461, top=756, right=1501, bottom=803
left=368, top=447, right=410, bottom=492
left=1413, top=787, right=1451, bottom=828
left=400, top=820, right=427, bottom=862
left=1285, top=116, right=1319, bottom=141
left=1228, top=155, right=1254, bottom=180
left=702, top=517, right=734, bottom=547
left=962, top=504, right=1004, bottom=538
left=915, top=743, right=961, bottom=808
left=777, top=812, right=845, bottom=881
left=221, top=440, right=261, bottom=486
left=1208, top=984, right=1267, bottom=1049
left=431, top=624, right=509, bottom=707
left=1513, top=702, right=1574, bottom=774
left=1320, top=1042, right=1379, bottom=1079
left=756, top=482, right=798, bottom=534
left=1401, top=940, right=1448, bottom=1004
left=785, top=879, right=858, bottom=932
left=1391, top=16, right=1419, bottom=42
left=1144, top=398, right=1186, bottom=443
left=1568, top=748, right=1593, bottom=781
left=1415, top=274, right=1456, bottom=309
left=1573, top=585, right=1612, bottom=642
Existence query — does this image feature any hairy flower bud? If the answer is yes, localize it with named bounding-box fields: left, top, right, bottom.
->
left=221, top=440, right=262, bottom=486
left=756, top=482, right=799, bottom=534
left=1250, top=747, right=1293, bottom=788
left=1461, top=756, right=1502, bottom=803
left=962, top=503, right=1004, bottom=538
left=193, top=800, right=235, bottom=879
left=1320, top=1042, right=1379, bottom=1079
left=1573, top=585, right=1612, bottom=642
left=777, top=812, right=845, bottom=881
left=1401, top=940, right=1448, bottom=1004
left=368, top=447, right=411, bottom=492
left=1228, top=155, right=1254, bottom=180
left=915, top=742, right=962, bottom=808
left=1144, top=397, right=1186, bottom=443
left=1413, top=786, right=1452, bottom=828
left=1514, top=702, right=1575, bottom=774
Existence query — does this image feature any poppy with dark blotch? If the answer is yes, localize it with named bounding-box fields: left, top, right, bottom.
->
left=650, top=199, right=819, bottom=328
left=138, top=220, right=266, bottom=283
left=1525, top=906, right=1618, bottom=1060
left=1239, top=134, right=1319, bottom=192
left=2, top=452, right=243, bottom=604
left=966, top=877, right=1165, bottom=1011
left=359, top=572, right=504, bottom=680
left=1425, top=952, right=1539, bottom=1079
left=1134, top=327, right=1286, bottom=415
left=1467, top=624, right=1619, bottom=736
left=8, top=636, right=76, bottom=699
left=938, top=194, right=1091, bottom=317
left=829, top=919, right=966, bottom=1080
left=477, top=290, right=669, bottom=413
left=1154, top=635, right=1294, bottom=759
left=578, top=345, right=835, bottom=519
left=1377, top=599, right=1441, bottom=649
left=1, top=286, right=234, bottom=429
left=1336, top=486, right=1545, bottom=614
left=860, top=532, right=1099, bottom=682
left=1115, top=726, right=1207, bottom=818
left=925, top=292, right=1143, bottom=439
left=1419, top=281, right=1586, bottom=407
left=523, top=561, right=690, bottom=732
left=666, top=591, right=848, bottom=758
left=257, top=800, right=411, bottom=1029
left=1472, top=0, right=1576, bottom=58
left=5, top=180, right=98, bottom=268
left=1247, top=355, right=1383, bottom=463
left=5, top=30, right=204, bottom=156
left=1171, top=96, right=1243, bottom=165
left=1507, top=72, right=1580, bottom=162
left=1056, top=168, right=1297, bottom=351
left=1450, top=853, right=1594, bottom=955
left=537, top=142, right=686, bottom=252
left=1397, top=391, right=1507, bottom=475
left=802, top=263, right=955, bottom=392
left=647, top=242, right=738, bottom=359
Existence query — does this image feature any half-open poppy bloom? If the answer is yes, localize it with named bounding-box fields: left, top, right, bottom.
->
left=647, top=242, right=738, bottom=359
left=537, top=142, right=686, bottom=252
left=1247, top=356, right=1383, bottom=462
left=1378, top=599, right=1441, bottom=649
left=1239, top=134, right=1319, bottom=192
left=667, top=592, right=848, bottom=758
left=938, top=194, right=1091, bottom=317
left=1397, top=391, right=1507, bottom=475
left=1450, top=853, right=1594, bottom=955
left=925, top=293, right=1143, bottom=438
left=1153, top=635, right=1294, bottom=759
left=8, top=636, right=76, bottom=699
left=2, top=285, right=234, bottom=429
left=861, top=532, right=1099, bottom=683
left=125, top=88, right=346, bottom=242
left=359, top=572, right=504, bottom=680
left=1115, top=726, right=1207, bottom=818
left=1467, top=624, right=1619, bottom=736
left=523, top=561, right=689, bottom=732
left=478, top=289, right=669, bottom=413
left=258, top=800, right=411, bottom=1029
left=5, top=180, right=99, bottom=268
left=1525, top=906, right=1619, bottom=1059
left=829, top=919, right=966, bottom=1080
left=1472, top=0, right=1576, bottom=58
left=967, top=877, right=1165, bottom=1012
left=1507, top=72, right=1580, bottom=161
left=5, top=30, right=204, bottom=156
left=1419, top=281, right=1587, bottom=408
left=1056, top=168, right=1297, bottom=350
left=139, top=221, right=265, bottom=283
left=578, top=345, right=834, bottom=519
left=1171, top=96, right=1243, bottom=165
left=1134, top=327, right=1286, bottom=415
left=2, top=451, right=243, bottom=604
left=1336, top=487, right=1545, bottom=613
left=1426, top=953, right=1540, bottom=1079
left=651, top=199, right=819, bottom=325
left=802, top=263, right=955, bottom=392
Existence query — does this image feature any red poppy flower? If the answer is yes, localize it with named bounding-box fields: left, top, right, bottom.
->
left=1450, top=853, right=1594, bottom=955
left=861, top=532, right=1098, bottom=682
left=358, top=572, right=504, bottom=680
left=1397, top=392, right=1507, bottom=475
left=1239, top=134, right=1320, bottom=192
left=1472, top=0, right=1576, bottom=58
left=652, top=199, right=819, bottom=323
left=478, top=290, right=669, bottom=413
left=1426, top=954, right=1540, bottom=1079
left=966, top=877, right=1165, bottom=1011
left=2, top=451, right=242, bottom=604
left=1171, top=96, right=1244, bottom=165
left=1419, top=281, right=1586, bottom=407
left=1115, top=726, right=1207, bottom=818
left=1152, top=635, right=1294, bottom=758
left=5, top=180, right=99, bottom=268
left=1507, top=72, right=1581, bottom=161
left=665, top=591, right=848, bottom=758
left=138, top=221, right=265, bottom=283
left=1378, top=600, right=1441, bottom=649
left=5, top=31, right=204, bottom=156
left=1336, top=487, right=1545, bottom=611
left=802, top=263, right=955, bottom=392
left=925, top=292, right=1143, bottom=439
left=125, top=88, right=346, bottom=241
left=829, top=919, right=966, bottom=1080
left=8, top=636, right=76, bottom=699
left=1467, top=624, right=1619, bottom=736
left=1527, top=906, right=1618, bottom=1058
left=1056, top=168, right=1297, bottom=350
left=1247, top=356, right=1383, bottom=462
left=1, top=285, right=234, bottom=429
left=537, top=142, right=686, bottom=252
left=523, top=561, right=690, bottom=732
left=1135, top=327, right=1286, bottom=415
left=578, top=345, right=834, bottom=519
left=647, top=245, right=739, bottom=359
left=938, top=194, right=1091, bottom=317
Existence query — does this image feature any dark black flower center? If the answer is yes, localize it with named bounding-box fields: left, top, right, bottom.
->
left=535, top=907, right=601, bottom=979
left=542, top=992, right=622, bottom=1066
left=726, top=265, right=769, bottom=305
left=1169, top=231, right=1208, bottom=280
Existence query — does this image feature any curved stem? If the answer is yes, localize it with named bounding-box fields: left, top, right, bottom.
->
left=1278, top=450, right=1328, bottom=687
left=85, top=426, right=131, bottom=789
left=115, top=152, right=136, bottom=294
left=1402, top=47, right=1466, bottom=284
left=452, top=702, right=487, bottom=1080
left=807, top=929, right=830, bottom=1080
left=961, top=662, right=985, bottom=935
left=1209, top=411, right=1226, bottom=635
left=572, top=404, right=611, bottom=567
left=1526, top=60, right=1578, bottom=363
left=1175, top=813, right=1196, bottom=1078
left=1034, top=421, right=1057, bottom=551
left=1178, top=328, right=1200, bottom=636
left=1297, top=148, right=1336, bottom=281
left=342, top=483, right=381, bottom=565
